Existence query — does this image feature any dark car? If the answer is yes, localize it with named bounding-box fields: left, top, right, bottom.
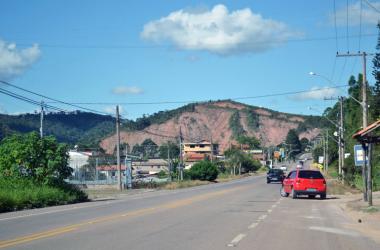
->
left=267, top=169, right=285, bottom=183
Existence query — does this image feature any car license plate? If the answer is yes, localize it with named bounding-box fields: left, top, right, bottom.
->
left=307, top=188, right=316, bottom=192
left=272, top=178, right=278, bottom=180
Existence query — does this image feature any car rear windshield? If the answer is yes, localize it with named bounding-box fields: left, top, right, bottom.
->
left=269, top=169, right=283, bottom=174
left=298, top=171, right=324, bottom=179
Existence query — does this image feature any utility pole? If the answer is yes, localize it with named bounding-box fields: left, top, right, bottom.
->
left=167, top=143, right=171, bottom=182
left=337, top=52, right=372, bottom=200
left=115, top=105, right=122, bottom=191
left=368, top=143, right=373, bottom=206
left=339, top=96, right=345, bottom=181
left=40, top=101, right=44, bottom=138
left=323, top=132, right=326, bottom=172
left=179, top=127, right=183, bottom=181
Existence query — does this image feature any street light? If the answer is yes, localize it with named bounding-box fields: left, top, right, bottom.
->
left=308, top=71, right=369, bottom=108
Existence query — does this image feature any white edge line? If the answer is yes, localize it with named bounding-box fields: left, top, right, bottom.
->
left=228, top=234, right=246, bottom=247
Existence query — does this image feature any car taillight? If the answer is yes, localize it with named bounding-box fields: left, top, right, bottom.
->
left=323, top=180, right=326, bottom=185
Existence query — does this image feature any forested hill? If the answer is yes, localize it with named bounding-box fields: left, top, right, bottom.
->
left=0, top=101, right=327, bottom=150
left=0, top=111, right=115, bottom=146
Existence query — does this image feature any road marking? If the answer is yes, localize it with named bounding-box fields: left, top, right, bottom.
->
left=258, top=214, right=267, bottom=221
left=0, top=186, right=247, bottom=249
left=228, top=234, right=246, bottom=247
left=302, top=216, right=324, bottom=220
left=309, top=226, right=360, bottom=237
left=271, top=204, right=277, bottom=208
left=267, top=209, right=272, bottom=213
left=248, top=222, right=258, bottom=229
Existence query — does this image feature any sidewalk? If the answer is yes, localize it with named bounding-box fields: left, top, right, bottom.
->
left=334, top=191, right=380, bottom=243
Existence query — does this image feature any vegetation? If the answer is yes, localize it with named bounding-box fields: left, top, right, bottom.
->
left=0, top=132, right=87, bottom=212
left=285, top=129, right=301, bottom=160
left=236, top=135, right=261, bottom=149
left=188, top=161, right=218, bottom=181
left=229, top=111, right=246, bottom=138
left=159, top=141, right=180, bottom=159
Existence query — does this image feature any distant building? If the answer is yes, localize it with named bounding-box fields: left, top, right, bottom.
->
left=68, top=150, right=92, bottom=179
left=182, top=140, right=219, bottom=164
left=96, top=159, right=169, bottom=177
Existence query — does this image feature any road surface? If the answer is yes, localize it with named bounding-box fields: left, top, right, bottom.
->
left=0, top=174, right=378, bottom=250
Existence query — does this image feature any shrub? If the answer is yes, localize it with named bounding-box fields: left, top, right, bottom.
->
left=0, top=178, right=87, bottom=212
left=188, top=161, right=218, bottom=181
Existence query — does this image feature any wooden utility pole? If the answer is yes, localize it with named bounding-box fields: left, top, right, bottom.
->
left=337, top=52, right=372, bottom=201
left=116, top=105, right=122, bottom=191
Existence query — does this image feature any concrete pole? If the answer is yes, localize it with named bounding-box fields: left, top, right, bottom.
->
left=40, top=101, right=44, bottom=138
left=362, top=52, right=368, bottom=202
left=367, top=143, right=373, bottom=206
left=340, top=97, right=345, bottom=182
left=116, top=105, right=122, bottom=191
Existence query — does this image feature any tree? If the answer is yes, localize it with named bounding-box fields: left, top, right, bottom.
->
left=300, top=138, right=309, bottom=152
left=188, top=161, right=218, bottom=181
left=236, top=135, right=261, bottom=149
left=372, top=23, right=380, bottom=119
left=0, top=132, right=71, bottom=184
left=159, top=141, right=180, bottom=159
left=285, top=129, right=301, bottom=159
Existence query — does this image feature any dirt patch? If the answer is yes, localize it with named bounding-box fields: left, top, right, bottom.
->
left=336, top=192, right=380, bottom=244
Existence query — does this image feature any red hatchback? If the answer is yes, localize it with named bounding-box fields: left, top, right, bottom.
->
left=281, top=170, right=326, bottom=199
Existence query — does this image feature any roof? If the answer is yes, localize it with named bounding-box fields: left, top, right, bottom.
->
left=352, top=120, right=380, bottom=143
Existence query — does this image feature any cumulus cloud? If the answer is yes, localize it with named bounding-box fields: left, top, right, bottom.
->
left=331, top=1, right=380, bottom=26
left=0, top=39, right=40, bottom=79
left=112, top=86, right=144, bottom=95
left=292, top=86, right=339, bottom=101
left=141, top=4, right=300, bottom=55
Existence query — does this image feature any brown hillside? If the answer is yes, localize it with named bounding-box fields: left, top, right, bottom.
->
left=100, top=101, right=320, bottom=154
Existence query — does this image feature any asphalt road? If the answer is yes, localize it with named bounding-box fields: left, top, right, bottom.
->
left=0, top=174, right=379, bottom=250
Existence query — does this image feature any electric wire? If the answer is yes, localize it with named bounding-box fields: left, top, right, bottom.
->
left=14, top=33, right=378, bottom=50
left=0, top=80, right=110, bottom=115
left=0, top=87, right=67, bottom=112
left=46, top=85, right=349, bottom=106
left=346, top=0, right=350, bottom=53
left=363, top=0, right=380, bottom=13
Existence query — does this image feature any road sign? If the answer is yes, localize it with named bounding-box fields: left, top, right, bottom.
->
left=354, top=144, right=367, bottom=166
left=318, top=156, right=324, bottom=164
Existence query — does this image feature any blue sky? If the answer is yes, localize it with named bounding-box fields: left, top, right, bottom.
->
left=0, top=0, right=379, bottom=119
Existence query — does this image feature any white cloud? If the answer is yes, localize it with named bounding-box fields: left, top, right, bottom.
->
left=141, top=4, right=300, bottom=55
left=0, top=39, right=40, bottom=79
left=112, top=86, right=144, bottom=95
left=292, top=86, right=339, bottom=101
left=332, top=1, right=380, bottom=26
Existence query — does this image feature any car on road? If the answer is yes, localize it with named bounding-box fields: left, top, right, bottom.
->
left=280, top=165, right=287, bottom=171
left=280, top=169, right=326, bottom=199
left=267, top=169, right=285, bottom=183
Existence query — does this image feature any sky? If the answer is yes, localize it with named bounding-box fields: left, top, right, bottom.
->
left=0, top=0, right=380, bottom=120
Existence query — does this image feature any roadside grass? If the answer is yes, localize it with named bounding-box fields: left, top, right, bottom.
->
left=327, top=179, right=361, bottom=195
left=0, top=178, right=88, bottom=213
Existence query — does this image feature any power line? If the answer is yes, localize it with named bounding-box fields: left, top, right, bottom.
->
left=48, top=85, right=349, bottom=106
left=0, top=80, right=110, bottom=115
left=0, top=87, right=67, bottom=112
left=13, top=33, right=378, bottom=50
left=363, top=0, right=380, bottom=13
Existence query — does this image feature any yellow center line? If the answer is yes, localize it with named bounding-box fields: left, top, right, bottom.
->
left=0, top=185, right=247, bottom=249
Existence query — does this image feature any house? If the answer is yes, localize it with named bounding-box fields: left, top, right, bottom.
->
left=182, top=140, right=219, bottom=163
left=96, top=159, right=169, bottom=177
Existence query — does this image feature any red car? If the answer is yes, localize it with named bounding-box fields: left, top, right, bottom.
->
left=280, top=170, right=326, bottom=199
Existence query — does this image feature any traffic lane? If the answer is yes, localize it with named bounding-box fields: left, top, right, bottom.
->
left=2, top=177, right=282, bottom=250
left=238, top=196, right=380, bottom=250
left=0, top=175, right=262, bottom=241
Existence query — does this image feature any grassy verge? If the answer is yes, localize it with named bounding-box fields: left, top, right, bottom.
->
left=0, top=178, right=88, bottom=213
